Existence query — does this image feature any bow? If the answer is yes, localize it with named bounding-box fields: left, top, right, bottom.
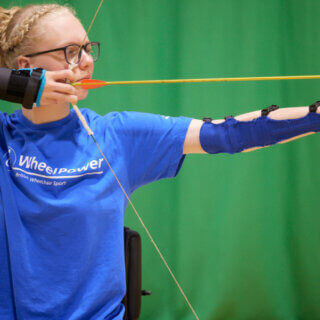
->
left=71, top=1, right=201, bottom=319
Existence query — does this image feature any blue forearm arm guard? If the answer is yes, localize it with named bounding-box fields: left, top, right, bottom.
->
left=200, top=110, right=320, bottom=154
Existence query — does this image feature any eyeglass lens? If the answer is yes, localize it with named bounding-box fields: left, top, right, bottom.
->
left=66, top=43, right=99, bottom=64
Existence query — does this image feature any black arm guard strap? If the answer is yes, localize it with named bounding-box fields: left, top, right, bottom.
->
left=0, top=68, right=42, bottom=109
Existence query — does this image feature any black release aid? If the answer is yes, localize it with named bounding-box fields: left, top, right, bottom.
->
left=0, top=67, right=42, bottom=109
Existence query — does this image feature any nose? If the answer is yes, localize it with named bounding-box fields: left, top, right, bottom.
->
left=78, top=48, right=93, bottom=69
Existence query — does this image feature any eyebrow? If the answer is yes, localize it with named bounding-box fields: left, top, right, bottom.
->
left=57, top=39, right=90, bottom=47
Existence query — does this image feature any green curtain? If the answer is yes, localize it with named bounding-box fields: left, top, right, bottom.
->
left=2, top=1, right=320, bottom=319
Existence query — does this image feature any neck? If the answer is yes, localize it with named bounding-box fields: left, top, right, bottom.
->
left=21, top=103, right=70, bottom=124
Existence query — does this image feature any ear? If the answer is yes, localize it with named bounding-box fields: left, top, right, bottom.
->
left=17, top=56, right=31, bottom=69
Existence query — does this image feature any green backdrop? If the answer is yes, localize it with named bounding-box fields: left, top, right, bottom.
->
left=3, top=0, right=320, bottom=319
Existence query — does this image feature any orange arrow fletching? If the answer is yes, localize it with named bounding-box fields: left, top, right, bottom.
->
left=72, top=79, right=109, bottom=89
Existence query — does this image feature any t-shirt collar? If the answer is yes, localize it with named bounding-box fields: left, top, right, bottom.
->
left=16, top=109, right=76, bottom=131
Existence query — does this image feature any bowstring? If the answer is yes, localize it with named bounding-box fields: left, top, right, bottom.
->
left=73, top=1, right=200, bottom=319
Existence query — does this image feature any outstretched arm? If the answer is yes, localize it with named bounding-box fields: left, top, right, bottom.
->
left=183, top=105, right=319, bottom=154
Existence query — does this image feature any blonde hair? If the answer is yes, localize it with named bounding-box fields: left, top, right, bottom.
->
left=0, top=4, right=75, bottom=68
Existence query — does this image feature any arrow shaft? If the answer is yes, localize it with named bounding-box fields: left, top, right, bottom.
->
left=107, top=75, right=320, bottom=85
left=73, top=75, right=320, bottom=88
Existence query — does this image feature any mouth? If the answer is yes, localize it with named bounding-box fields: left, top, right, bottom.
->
left=76, top=75, right=92, bottom=82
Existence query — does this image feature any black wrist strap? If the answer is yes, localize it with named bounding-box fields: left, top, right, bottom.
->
left=261, top=104, right=279, bottom=116
left=0, top=68, right=43, bottom=109
left=5, top=69, right=30, bottom=104
left=0, top=68, right=12, bottom=99
left=309, top=101, right=320, bottom=113
left=22, top=68, right=43, bottom=109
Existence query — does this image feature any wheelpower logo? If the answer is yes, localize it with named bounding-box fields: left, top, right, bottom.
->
left=3, top=147, right=104, bottom=184
left=3, top=146, right=16, bottom=171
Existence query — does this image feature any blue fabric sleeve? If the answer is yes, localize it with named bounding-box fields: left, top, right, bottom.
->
left=110, top=112, right=192, bottom=192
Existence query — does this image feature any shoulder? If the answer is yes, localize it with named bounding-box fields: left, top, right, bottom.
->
left=78, top=108, right=122, bottom=123
left=76, top=109, right=143, bottom=137
left=0, top=110, right=20, bottom=126
left=103, top=111, right=192, bottom=131
left=78, top=108, right=192, bottom=136
left=0, top=110, right=9, bottom=122
left=78, top=109, right=163, bottom=130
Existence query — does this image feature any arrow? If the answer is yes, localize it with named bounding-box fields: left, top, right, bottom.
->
left=72, top=74, right=320, bottom=90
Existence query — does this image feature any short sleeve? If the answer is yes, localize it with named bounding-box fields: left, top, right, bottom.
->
left=112, top=112, right=192, bottom=192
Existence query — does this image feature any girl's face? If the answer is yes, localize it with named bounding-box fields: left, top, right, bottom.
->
left=18, top=11, right=94, bottom=101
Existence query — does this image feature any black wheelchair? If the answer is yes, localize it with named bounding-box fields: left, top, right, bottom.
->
left=122, top=227, right=151, bottom=320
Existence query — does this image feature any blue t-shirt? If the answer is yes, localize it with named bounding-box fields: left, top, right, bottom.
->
left=0, top=109, right=192, bottom=320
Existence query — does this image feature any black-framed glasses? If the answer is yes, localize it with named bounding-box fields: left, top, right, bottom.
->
left=25, top=41, right=100, bottom=65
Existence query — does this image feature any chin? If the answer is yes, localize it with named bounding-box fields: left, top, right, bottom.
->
left=77, top=89, right=89, bottom=101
